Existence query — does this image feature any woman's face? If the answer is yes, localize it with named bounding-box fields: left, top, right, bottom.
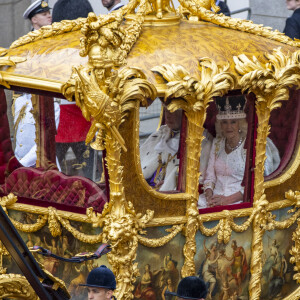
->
left=221, top=119, right=239, bottom=140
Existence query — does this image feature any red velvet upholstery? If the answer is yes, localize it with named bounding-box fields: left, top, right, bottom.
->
left=266, top=89, right=300, bottom=179
left=3, top=167, right=107, bottom=212
left=0, top=88, right=107, bottom=213
left=0, top=89, right=20, bottom=184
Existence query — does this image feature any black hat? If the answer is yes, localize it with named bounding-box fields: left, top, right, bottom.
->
left=52, top=0, right=94, bottom=23
left=215, top=95, right=246, bottom=120
left=165, top=276, right=207, bottom=299
left=80, top=265, right=116, bottom=290
left=23, top=1, right=51, bottom=20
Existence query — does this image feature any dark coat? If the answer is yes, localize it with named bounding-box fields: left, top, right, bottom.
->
left=52, top=0, right=94, bottom=23
left=217, top=1, right=231, bottom=17
left=284, top=8, right=300, bottom=40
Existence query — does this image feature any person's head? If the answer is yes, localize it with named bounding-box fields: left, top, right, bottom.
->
left=210, top=242, right=217, bottom=251
left=80, top=265, right=116, bottom=300
left=23, top=0, right=52, bottom=30
left=164, top=107, right=182, bottom=131
left=286, top=0, right=300, bottom=11
left=52, top=0, right=94, bottom=23
left=165, top=253, right=172, bottom=260
left=231, top=240, right=237, bottom=249
left=215, top=95, right=247, bottom=139
left=165, top=276, right=207, bottom=300
left=145, top=264, right=150, bottom=271
left=101, top=0, right=121, bottom=11
left=87, top=287, right=114, bottom=300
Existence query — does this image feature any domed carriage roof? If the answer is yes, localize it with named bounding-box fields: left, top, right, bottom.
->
left=0, top=11, right=299, bottom=94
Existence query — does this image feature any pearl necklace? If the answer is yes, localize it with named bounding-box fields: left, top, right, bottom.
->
left=226, top=137, right=244, bottom=152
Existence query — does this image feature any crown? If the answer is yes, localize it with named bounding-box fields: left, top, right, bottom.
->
left=216, top=96, right=246, bottom=120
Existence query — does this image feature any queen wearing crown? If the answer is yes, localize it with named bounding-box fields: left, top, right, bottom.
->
left=198, top=96, right=280, bottom=208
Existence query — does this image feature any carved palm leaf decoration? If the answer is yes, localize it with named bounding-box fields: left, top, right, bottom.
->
left=234, top=48, right=300, bottom=109
left=113, top=67, right=157, bottom=123
left=152, top=59, right=236, bottom=277
left=234, top=47, right=300, bottom=203
left=234, top=48, right=300, bottom=300
left=153, top=58, right=236, bottom=114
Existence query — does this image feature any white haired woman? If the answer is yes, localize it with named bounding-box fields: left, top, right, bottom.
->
left=198, top=96, right=280, bottom=208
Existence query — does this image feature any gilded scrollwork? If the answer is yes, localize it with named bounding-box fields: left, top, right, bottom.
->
left=0, top=56, right=26, bottom=88
left=0, top=274, right=38, bottom=300
left=152, top=59, right=236, bottom=276
left=48, top=206, right=62, bottom=237
left=60, top=5, right=158, bottom=298
left=290, top=218, right=300, bottom=284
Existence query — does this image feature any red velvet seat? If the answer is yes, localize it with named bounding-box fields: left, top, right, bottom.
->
left=3, top=167, right=107, bottom=213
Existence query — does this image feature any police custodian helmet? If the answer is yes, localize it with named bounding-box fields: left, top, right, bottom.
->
left=52, top=0, right=93, bottom=23
left=165, top=276, right=208, bottom=300
left=80, top=265, right=116, bottom=290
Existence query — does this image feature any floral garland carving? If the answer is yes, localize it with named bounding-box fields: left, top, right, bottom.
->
left=178, top=0, right=300, bottom=48
left=152, top=59, right=236, bottom=277
left=137, top=224, right=184, bottom=247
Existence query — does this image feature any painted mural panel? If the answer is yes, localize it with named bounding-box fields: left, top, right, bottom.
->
left=1, top=208, right=299, bottom=300
left=195, top=218, right=252, bottom=300
left=2, top=210, right=109, bottom=300
left=260, top=207, right=298, bottom=299
left=134, top=226, right=186, bottom=300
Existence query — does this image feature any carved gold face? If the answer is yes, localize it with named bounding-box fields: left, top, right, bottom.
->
left=88, top=44, right=115, bottom=69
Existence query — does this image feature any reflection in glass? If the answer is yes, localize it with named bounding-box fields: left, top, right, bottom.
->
left=266, top=92, right=300, bottom=179
left=11, top=94, right=103, bottom=182
left=140, top=104, right=213, bottom=192
left=140, top=107, right=182, bottom=191
left=13, top=93, right=60, bottom=168
left=55, top=99, right=99, bottom=181
left=198, top=96, right=280, bottom=209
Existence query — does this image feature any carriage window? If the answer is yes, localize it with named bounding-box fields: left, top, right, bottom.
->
left=139, top=98, right=186, bottom=192
left=265, top=89, right=300, bottom=180
left=9, top=92, right=104, bottom=182
left=198, top=95, right=254, bottom=210
left=54, top=98, right=103, bottom=182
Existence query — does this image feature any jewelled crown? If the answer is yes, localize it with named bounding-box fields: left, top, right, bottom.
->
left=215, top=95, right=246, bottom=120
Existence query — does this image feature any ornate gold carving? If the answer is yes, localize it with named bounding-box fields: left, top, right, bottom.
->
left=152, top=59, right=236, bottom=276
left=10, top=18, right=87, bottom=49
left=48, top=207, right=62, bottom=237
left=0, top=274, right=38, bottom=300
left=89, top=202, right=154, bottom=300
left=60, top=6, right=159, bottom=298
left=234, top=48, right=300, bottom=299
left=178, top=0, right=300, bottom=47
left=10, top=0, right=144, bottom=50
left=283, top=287, right=300, bottom=300
left=0, top=56, right=26, bottom=66
left=42, top=267, right=70, bottom=298
left=0, top=47, right=8, bottom=56
left=291, top=218, right=300, bottom=284
left=0, top=55, right=27, bottom=88
left=137, top=224, right=184, bottom=247
left=265, top=135, right=300, bottom=188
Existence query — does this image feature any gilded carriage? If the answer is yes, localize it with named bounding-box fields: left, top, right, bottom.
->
left=0, top=0, right=300, bottom=299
